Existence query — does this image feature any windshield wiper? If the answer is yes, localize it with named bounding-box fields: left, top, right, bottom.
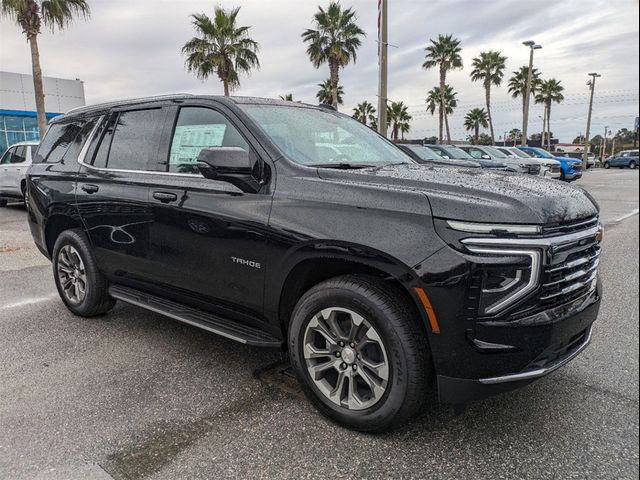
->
left=310, top=163, right=376, bottom=170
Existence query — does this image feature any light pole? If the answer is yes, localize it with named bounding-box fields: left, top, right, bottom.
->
left=377, top=0, right=388, bottom=137
left=522, top=41, right=542, bottom=146
left=583, top=72, right=601, bottom=168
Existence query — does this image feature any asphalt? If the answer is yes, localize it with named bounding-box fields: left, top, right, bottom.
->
left=0, top=169, right=638, bottom=480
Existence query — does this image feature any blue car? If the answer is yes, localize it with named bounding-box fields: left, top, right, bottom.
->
left=517, top=146, right=582, bottom=182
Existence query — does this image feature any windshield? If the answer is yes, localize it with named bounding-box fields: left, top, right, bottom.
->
left=240, top=105, right=410, bottom=167
left=484, top=146, right=508, bottom=158
left=530, top=148, right=553, bottom=159
left=427, top=145, right=472, bottom=159
left=509, top=148, right=533, bottom=158
left=405, top=145, right=442, bottom=161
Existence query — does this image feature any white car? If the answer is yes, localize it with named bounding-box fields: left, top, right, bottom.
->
left=498, top=146, right=562, bottom=179
left=0, top=141, right=38, bottom=207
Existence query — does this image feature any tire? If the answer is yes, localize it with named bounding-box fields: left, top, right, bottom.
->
left=0, top=199, right=7, bottom=208
left=604, top=161, right=610, bottom=169
left=52, top=228, right=115, bottom=316
left=288, top=274, right=431, bottom=432
left=629, top=161, right=637, bottom=170
left=560, top=170, right=567, bottom=182
left=21, top=182, right=27, bottom=208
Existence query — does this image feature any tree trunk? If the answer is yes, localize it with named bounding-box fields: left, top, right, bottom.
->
left=223, top=79, right=230, bottom=96
left=445, top=113, right=451, bottom=143
left=28, top=34, right=47, bottom=138
left=546, top=104, right=552, bottom=151
left=541, top=104, right=547, bottom=148
left=438, top=69, right=445, bottom=144
left=329, top=60, right=340, bottom=109
left=475, top=125, right=479, bottom=145
left=485, top=80, right=495, bottom=145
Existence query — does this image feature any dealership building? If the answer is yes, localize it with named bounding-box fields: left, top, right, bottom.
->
left=0, top=71, right=86, bottom=153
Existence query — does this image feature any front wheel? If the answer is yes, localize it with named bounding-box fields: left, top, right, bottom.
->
left=0, top=199, right=7, bottom=208
left=288, top=275, right=432, bottom=432
left=52, top=229, right=115, bottom=316
left=629, top=161, right=637, bottom=170
left=604, top=161, right=611, bottom=169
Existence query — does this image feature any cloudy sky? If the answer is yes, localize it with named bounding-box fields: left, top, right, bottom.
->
left=1, top=0, right=638, bottom=142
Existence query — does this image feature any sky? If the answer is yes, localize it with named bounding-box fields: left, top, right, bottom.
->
left=1, top=0, right=639, bottom=143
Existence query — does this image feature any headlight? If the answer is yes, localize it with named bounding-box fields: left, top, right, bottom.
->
left=466, top=246, right=542, bottom=315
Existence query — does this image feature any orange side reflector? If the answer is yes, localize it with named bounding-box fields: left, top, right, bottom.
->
left=414, top=287, right=440, bottom=334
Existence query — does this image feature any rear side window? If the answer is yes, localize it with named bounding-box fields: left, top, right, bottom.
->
left=104, top=109, right=164, bottom=171
left=60, top=118, right=98, bottom=164
left=168, top=107, right=249, bottom=174
left=33, top=121, right=85, bottom=163
left=10, top=146, right=27, bottom=163
left=0, top=147, right=14, bottom=164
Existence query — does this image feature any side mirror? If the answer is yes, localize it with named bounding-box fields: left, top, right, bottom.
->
left=442, top=155, right=450, bottom=159
left=197, top=147, right=260, bottom=193
left=481, top=154, right=491, bottom=160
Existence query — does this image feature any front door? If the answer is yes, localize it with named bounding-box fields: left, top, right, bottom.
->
left=0, top=146, right=16, bottom=191
left=145, top=104, right=273, bottom=322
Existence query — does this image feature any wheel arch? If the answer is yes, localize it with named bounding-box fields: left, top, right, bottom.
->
left=271, top=244, right=426, bottom=340
left=44, top=214, right=84, bottom=257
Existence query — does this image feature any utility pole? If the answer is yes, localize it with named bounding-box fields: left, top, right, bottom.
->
left=583, top=72, right=601, bottom=169
left=377, top=0, right=388, bottom=137
left=601, top=126, right=608, bottom=159
left=521, top=41, right=542, bottom=146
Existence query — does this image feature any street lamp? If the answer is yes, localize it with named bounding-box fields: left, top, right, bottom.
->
left=522, top=41, right=542, bottom=146
left=583, top=72, right=601, bottom=168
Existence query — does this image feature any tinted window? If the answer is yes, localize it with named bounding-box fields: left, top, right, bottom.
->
left=10, top=146, right=27, bottom=163
left=168, top=107, right=249, bottom=174
left=0, top=147, right=14, bottom=164
left=467, top=148, right=484, bottom=159
left=105, top=109, right=164, bottom=171
left=88, top=115, right=116, bottom=168
left=33, top=122, right=83, bottom=163
left=61, top=118, right=98, bottom=163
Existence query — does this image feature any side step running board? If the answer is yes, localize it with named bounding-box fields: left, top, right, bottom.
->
left=108, top=285, right=282, bottom=348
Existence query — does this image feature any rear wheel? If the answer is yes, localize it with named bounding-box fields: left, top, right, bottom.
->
left=604, top=161, right=610, bottom=169
left=52, top=229, right=115, bottom=316
left=629, top=161, right=637, bottom=170
left=288, top=275, right=431, bottom=432
left=0, top=199, right=7, bottom=208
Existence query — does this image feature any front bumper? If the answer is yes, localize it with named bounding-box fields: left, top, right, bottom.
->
left=436, top=283, right=600, bottom=404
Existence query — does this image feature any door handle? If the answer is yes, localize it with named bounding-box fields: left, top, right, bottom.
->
left=153, top=191, right=178, bottom=203
left=81, top=184, right=99, bottom=194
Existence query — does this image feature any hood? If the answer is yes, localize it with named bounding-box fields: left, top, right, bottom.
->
left=317, top=163, right=598, bottom=225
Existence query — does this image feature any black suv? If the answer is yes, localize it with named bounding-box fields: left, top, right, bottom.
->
left=27, top=95, right=603, bottom=432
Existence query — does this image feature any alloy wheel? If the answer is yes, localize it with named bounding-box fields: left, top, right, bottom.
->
left=57, top=245, right=87, bottom=304
left=303, top=307, right=389, bottom=410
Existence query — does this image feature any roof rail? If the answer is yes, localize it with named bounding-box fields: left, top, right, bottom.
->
left=65, top=93, right=194, bottom=115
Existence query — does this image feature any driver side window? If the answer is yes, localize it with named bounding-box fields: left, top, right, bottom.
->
left=0, top=147, right=14, bottom=164
left=468, top=148, right=483, bottom=159
left=168, top=107, right=249, bottom=174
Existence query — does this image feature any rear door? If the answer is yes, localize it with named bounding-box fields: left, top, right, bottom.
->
left=76, top=106, right=168, bottom=285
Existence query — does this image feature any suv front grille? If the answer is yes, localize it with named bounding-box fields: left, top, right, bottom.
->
left=526, top=164, right=541, bottom=175
left=466, top=216, right=602, bottom=320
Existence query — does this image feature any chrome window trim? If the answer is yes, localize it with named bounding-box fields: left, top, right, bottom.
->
left=77, top=114, right=202, bottom=178
left=479, top=326, right=593, bottom=385
left=466, top=247, right=542, bottom=315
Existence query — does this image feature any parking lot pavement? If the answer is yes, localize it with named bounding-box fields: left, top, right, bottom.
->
left=0, top=169, right=638, bottom=480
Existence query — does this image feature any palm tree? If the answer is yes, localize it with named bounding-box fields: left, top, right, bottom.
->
left=386, top=101, right=412, bottom=142
left=302, top=1, right=365, bottom=108
left=316, top=79, right=344, bottom=105
left=182, top=6, right=260, bottom=96
left=508, top=128, right=522, bottom=146
left=508, top=66, right=542, bottom=134
left=352, top=101, right=376, bottom=127
left=464, top=108, right=490, bottom=144
left=279, top=94, right=294, bottom=101
left=535, top=78, right=565, bottom=150
left=470, top=50, right=507, bottom=145
left=425, top=85, right=458, bottom=142
left=422, top=34, right=463, bottom=143
left=1, top=0, right=90, bottom=137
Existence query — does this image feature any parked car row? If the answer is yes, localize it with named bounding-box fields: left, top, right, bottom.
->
left=603, top=150, right=639, bottom=169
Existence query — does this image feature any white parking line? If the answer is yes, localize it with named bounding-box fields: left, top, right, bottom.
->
left=0, top=293, right=58, bottom=310
left=615, top=209, right=640, bottom=224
